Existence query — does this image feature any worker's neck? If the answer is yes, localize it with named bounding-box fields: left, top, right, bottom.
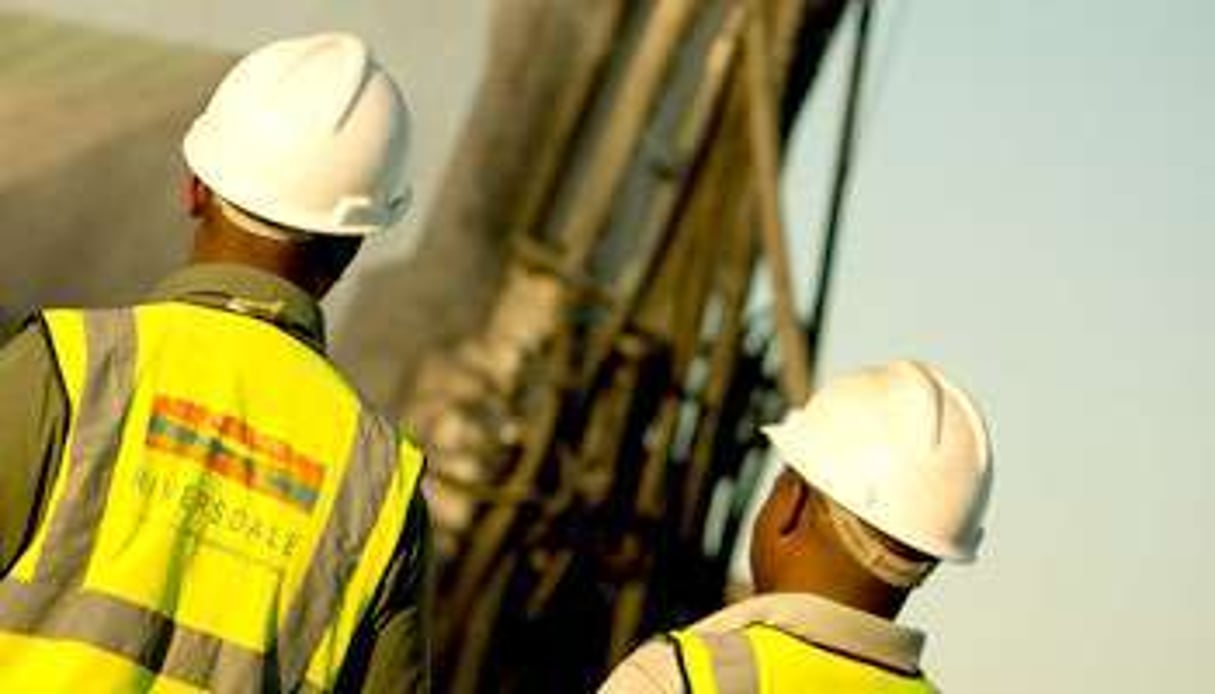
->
left=765, top=563, right=910, bottom=621
left=190, top=221, right=325, bottom=298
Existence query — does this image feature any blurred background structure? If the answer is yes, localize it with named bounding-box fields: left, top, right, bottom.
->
left=404, top=1, right=852, bottom=689
left=1, top=1, right=1213, bottom=692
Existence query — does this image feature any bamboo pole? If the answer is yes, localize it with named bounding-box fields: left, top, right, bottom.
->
left=742, top=1, right=811, bottom=406
left=607, top=82, right=752, bottom=654
left=559, top=0, right=701, bottom=267
left=439, top=326, right=571, bottom=654
left=508, top=1, right=626, bottom=245
left=678, top=197, right=759, bottom=539
left=448, top=553, right=519, bottom=694
left=578, top=3, right=747, bottom=388
left=806, top=0, right=873, bottom=385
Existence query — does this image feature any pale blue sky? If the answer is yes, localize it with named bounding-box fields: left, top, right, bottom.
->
left=781, top=1, right=1214, bottom=689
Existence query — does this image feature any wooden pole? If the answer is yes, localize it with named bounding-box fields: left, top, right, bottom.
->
left=806, top=0, right=874, bottom=385
left=742, top=2, right=811, bottom=405
left=559, top=0, right=701, bottom=267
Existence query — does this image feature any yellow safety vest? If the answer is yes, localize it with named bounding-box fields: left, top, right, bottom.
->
left=0, top=303, right=424, bottom=692
left=670, top=624, right=935, bottom=694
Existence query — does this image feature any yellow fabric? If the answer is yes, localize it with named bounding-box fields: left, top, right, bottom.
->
left=0, top=632, right=204, bottom=693
left=675, top=624, right=935, bottom=694
left=670, top=630, right=720, bottom=694
left=1, top=303, right=422, bottom=691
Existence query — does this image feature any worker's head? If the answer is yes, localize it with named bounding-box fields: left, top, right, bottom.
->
left=180, top=32, right=413, bottom=297
left=750, top=360, right=993, bottom=615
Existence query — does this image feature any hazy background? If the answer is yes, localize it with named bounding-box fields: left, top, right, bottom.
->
left=2, top=0, right=1210, bottom=690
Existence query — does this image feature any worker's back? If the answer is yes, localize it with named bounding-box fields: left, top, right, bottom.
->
left=0, top=302, right=423, bottom=691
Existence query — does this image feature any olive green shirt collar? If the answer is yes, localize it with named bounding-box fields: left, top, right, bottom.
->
left=149, top=263, right=326, bottom=352
left=692, top=592, right=926, bottom=675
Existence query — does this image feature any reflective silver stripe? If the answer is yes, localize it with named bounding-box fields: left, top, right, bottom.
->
left=37, top=309, right=136, bottom=584
left=699, top=630, right=759, bottom=693
left=0, top=579, right=266, bottom=688
left=277, top=410, right=401, bottom=690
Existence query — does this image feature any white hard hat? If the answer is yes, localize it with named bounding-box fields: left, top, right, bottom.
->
left=762, top=360, right=993, bottom=563
left=183, top=32, right=412, bottom=236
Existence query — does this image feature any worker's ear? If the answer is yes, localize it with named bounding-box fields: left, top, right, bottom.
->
left=183, top=176, right=212, bottom=218
left=776, top=473, right=813, bottom=538
left=761, top=469, right=812, bottom=541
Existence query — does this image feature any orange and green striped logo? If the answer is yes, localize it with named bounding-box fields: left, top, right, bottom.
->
left=145, top=395, right=325, bottom=512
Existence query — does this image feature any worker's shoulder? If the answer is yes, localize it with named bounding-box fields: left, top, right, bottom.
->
left=1, top=314, right=49, bottom=352
left=599, top=637, right=684, bottom=694
left=0, top=315, right=61, bottom=384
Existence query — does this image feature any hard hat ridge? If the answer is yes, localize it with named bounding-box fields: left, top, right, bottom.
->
left=259, top=33, right=374, bottom=135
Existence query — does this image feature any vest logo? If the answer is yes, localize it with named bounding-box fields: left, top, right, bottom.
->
left=145, top=395, right=326, bottom=513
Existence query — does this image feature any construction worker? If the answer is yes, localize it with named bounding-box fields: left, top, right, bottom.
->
left=600, top=360, right=993, bottom=693
left=0, top=33, right=430, bottom=691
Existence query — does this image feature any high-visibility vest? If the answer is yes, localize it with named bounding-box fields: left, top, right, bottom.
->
left=670, top=624, right=935, bottom=694
left=0, top=303, right=424, bottom=692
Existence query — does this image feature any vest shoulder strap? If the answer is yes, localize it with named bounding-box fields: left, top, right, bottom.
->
left=671, top=623, right=936, bottom=694
left=670, top=628, right=759, bottom=693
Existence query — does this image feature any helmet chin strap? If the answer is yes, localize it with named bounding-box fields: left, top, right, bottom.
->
left=824, top=500, right=936, bottom=589
left=217, top=197, right=308, bottom=243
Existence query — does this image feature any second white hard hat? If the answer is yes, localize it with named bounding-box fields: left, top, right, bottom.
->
left=183, top=32, right=412, bottom=236
left=762, top=360, right=993, bottom=563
